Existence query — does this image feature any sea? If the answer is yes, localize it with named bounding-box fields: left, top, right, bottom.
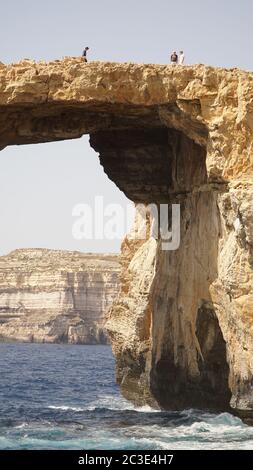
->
left=0, top=343, right=253, bottom=450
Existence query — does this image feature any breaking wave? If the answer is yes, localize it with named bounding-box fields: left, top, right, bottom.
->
left=0, top=343, right=252, bottom=450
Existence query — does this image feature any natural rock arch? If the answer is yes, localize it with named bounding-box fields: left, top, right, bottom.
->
left=1, top=58, right=253, bottom=420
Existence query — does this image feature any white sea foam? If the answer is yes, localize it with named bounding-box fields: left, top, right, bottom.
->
left=14, top=423, right=29, bottom=429
left=47, top=395, right=160, bottom=413
left=118, top=411, right=253, bottom=450
left=4, top=409, right=253, bottom=450
left=47, top=405, right=85, bottom=412
left=87, top=394, right=160, bottom=412
left=41, top=400, right=253, bottom=450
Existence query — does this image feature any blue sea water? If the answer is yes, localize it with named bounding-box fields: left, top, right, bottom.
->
left=0, top=343, right=253, bottom=450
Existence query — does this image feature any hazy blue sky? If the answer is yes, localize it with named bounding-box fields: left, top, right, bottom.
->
left=0, top=0, right=252, bottom=255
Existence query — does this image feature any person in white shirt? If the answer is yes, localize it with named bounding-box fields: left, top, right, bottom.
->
left=178, top=51, right=185, bottom=65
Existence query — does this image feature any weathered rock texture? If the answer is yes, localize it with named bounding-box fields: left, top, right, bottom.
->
left=1, top=58, right=253, bottom=419
left=0, top=249, right=119, bottom=344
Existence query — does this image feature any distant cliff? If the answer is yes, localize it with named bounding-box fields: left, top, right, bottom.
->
left=0, top=249, right=119, bottom=344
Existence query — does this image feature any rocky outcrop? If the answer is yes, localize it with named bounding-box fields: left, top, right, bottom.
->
left=0, top=249, right=119, bottom=344
left=1, top=58, right=253, bottom=419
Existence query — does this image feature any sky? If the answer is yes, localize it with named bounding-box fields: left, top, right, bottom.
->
left=0, top=0, right=252, bottom=255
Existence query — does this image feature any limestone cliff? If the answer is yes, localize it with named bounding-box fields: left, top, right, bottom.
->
left=1, top=58, right=253, bottom=419
left=0, top=249, right=119, bottom=344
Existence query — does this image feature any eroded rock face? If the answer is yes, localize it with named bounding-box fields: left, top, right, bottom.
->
left=0, top=249, right=119, bottom=344
left=1, top=58, right=253, bottom=418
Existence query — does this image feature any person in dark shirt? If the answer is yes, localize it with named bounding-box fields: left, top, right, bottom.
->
left=82, top=47, right=90, bottom=62
left=170, top=51, right=178, bottom=64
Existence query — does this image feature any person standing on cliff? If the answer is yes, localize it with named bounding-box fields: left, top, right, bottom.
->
left=82, top=47, right=90, bottom=63
left=170, top=51, right=178, bottom=65
left=178, top=50, right=185, bottom=65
